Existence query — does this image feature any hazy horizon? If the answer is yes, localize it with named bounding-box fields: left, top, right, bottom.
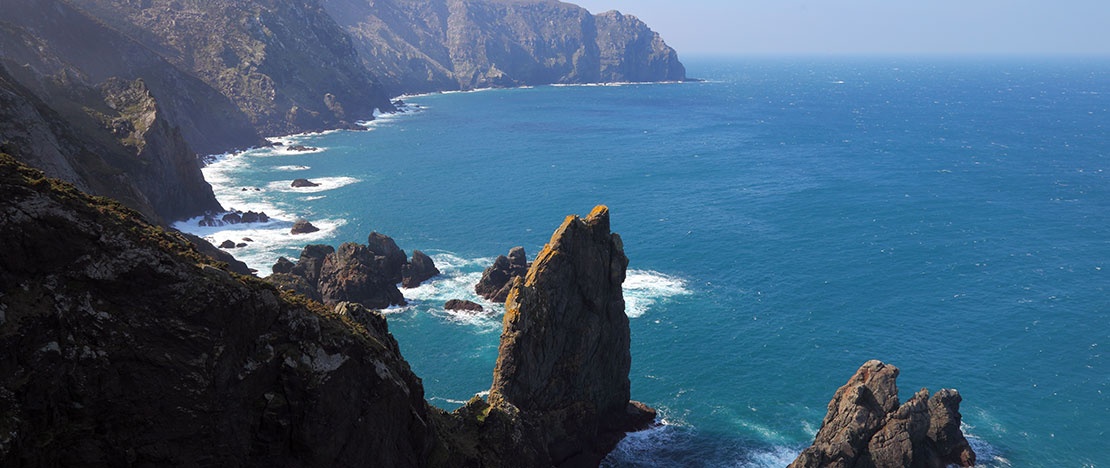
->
left=571, top=0, right=1110, bottom=57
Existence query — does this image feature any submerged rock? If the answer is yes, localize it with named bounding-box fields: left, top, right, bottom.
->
left=788, top=360, right=975, bottom=468
left=475, top=246, right=529, bottom=302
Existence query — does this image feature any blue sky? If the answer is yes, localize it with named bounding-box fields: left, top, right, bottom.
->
left=571, top=0, right=1110, bottom=56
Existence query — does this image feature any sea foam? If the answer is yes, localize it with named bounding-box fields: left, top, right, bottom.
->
left=624, top=269, right=692, bottom=318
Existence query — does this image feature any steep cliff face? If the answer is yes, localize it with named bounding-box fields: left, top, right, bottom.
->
left=0, top=153, right=435, bottom=466
left=789, top=360, right=976, bottom=468
left=320, top=0, right=687, bottom=94
left=69, top=0, right=396, bottom=136
left=0, top=0, right=244, bottom=222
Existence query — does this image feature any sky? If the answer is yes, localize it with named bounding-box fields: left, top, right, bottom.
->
left=570, top=0, right=1110, bottom=56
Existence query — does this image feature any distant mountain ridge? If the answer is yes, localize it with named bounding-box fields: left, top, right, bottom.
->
left=0, top=0, right=686, bottom=223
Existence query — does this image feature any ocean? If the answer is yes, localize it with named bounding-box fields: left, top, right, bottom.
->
left=176, top=57, right=1109, bottom=467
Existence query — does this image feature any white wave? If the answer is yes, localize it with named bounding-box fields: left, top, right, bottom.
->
left=624, top=269, right=692, bottom=318
left=397, top=252, right=504, bottom=331
left=273, top=165, right=311, bottom=171
left=745, top=446, right=804, bottom=467
left=301, top=195, right=327, bottom=201
left=266, top=176, right=360, bottom=193
left=173, top=216, right=346, bottom=274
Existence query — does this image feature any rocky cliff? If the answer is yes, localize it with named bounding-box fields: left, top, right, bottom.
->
left=0, top=153, right=435, bottom=466
left=68, top=0, right=396, bottom=137
left=320, top=0, right=687, bottom=94
left=789, top=360, right=976, bottom=468
left=0, top=165, right=655, bottom=466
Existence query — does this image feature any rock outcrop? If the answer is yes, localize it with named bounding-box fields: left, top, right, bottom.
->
left=444, top=299, right=484, bottom=312
left=266, top=234, right=438, bottom=308
left=290, top=219, right=321, bottom=234
left=403, top=249, right=441, bottom=288
left=475, top=246, right=530, bottom=302
left=319, top=0, right=687, bottom=95
left=789, top=360, right=976, bottom=468
left=291, top=178, right=320, bottom=188
left=486, top=205, right=656, bottom=466
left=0, top=154, right=434, bottom=466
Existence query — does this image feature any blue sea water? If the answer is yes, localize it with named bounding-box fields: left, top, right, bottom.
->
left=177, top=57, right=1110, bottom=467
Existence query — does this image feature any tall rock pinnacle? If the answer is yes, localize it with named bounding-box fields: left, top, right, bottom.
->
left=488, top=205, right=654, bottom=466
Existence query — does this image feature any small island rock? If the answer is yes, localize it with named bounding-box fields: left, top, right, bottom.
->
left=444, top=299, right=484, bottom=312
left=218, top=240, right=236, bottom=249
left=291, top=219, right=320, bottom=235
left=475, top=246, right=529, bottom=302
left=401, top=250, right=440, bottom=288
left=291, top=178, right=320, bottom=188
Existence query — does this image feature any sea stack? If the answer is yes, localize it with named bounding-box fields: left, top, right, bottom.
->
left=475, top=246, right=529, bottom=302
left=488, top=205, right=655, bottom=466
left=789, top=360, right=976, bottom=468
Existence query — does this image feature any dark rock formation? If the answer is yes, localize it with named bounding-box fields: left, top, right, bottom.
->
left=219, top=239, right=237, bottom=249
left=272, top=256, right=296, bottom=274
left=475, top=246, right=530, bottom=302
left=486, top=205, right=655, bottom=466
left=318, top=242, right=406, bottom=309
left=0, top=154, right=434, bottom=466
left=320, top=0, right=687, bottom=95
left=288, top=145, right=320, bottom=152
left=366, top=231, right=408, bottom=283
left=240, top=210, right=270, bottom=223
left=789, top=360, right=976, bottom=468
left=291, top=178, right=320, bottom=187
left=402, top=249, right=441, bottom=288
left=291, top=219, right=320, bottom=234
left=221, top=212, right=243, bottom=224
left=445, top=299, right=484, bottom=312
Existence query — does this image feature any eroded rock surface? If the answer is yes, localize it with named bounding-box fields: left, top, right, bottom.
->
left=789, top=360, right=975, bottom=468
left=0, top=154, right=434, bottom=467
left=475, top=246, right=529, bottom=302
left=486, top=205, right=656, bottom=466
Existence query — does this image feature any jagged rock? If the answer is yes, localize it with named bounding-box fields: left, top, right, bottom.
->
left=789, top=360, right=975, bottom=468
left=240, top=211, right=269, bottom=223
left=318, top=242, right=405, bottom=309
left=272, top=257, right=295, bottom=274
left=402, top=250, right=440, bottom=288
left=222, top=212, right=242, bottom=224
left=291, top=245, right=335, bottom=286
left=287, top=145, right=319, bottom=152
left=291, top=178, right=320, bottom=187
left=475, top=246, right=529, bottom=302
left=0, top=155, right=433, bottom=466
left=219, top=240, right=236, bottom=249
left=444, top=299, right=484, bottom=312
left=366, top=231, right=407, bottom=283
left=488, top=205, right=654, bottom=466
left=198, top=215, right=225, bottom=227
left=291, top=219, right=320, bottom=234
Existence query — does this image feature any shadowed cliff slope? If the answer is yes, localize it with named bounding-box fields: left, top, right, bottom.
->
left=320, top=0, right=687, bottom=94
left=0, top=153, right=437, bottom=466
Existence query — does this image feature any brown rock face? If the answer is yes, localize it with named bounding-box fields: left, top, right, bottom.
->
left=789, top=360, right=975, bottom=468
left=444, top=299, right=484, bottom=312
left=290, top=219, right=320, bottom=234
left=475, top=246, right=529, bottom=302
left=488, top=205, right=654, bottom=467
